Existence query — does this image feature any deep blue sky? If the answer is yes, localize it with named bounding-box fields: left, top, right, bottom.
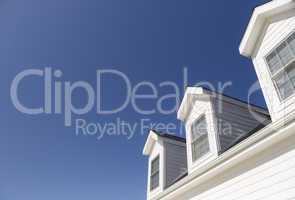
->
left=0, top=0, right=269, bottom=199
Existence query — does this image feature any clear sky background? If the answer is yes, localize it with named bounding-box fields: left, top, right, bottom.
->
left=0, top=0, right=270, bottom=199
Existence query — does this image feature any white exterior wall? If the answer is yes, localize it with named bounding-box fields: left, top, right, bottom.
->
left=164, top=141, right=187, bottom=188
left=184, top=96, right=268, bottom=175
left=185, top=99, right=219, bottom=174
left=147, top=3, right=295, bottom=200
left=147, top=140, right=165, bottom=200
left=171, top=133, right=295, bottom=200
left=252, top=9, right=295, bottom=121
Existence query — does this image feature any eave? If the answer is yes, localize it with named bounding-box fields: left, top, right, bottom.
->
left=239, top=0, right=295, bottom=57
left=177, top=87, right=211, bottom=121
left=142, top=130, right=159, bottom=156
left=143, top=130, right=186, bottom=156
left=151, top=108, right=295, bottom=200
left=177, top=87, right=269, bottom=122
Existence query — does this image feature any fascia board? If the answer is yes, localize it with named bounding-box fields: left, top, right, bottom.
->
left=239, top=0, right=295, bottom=57
left=143, top=131, right=159, bottom=156
left=152, top=111, right=295, bottom=200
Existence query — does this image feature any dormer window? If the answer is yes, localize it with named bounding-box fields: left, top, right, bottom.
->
left=266, top=32, right=295, bottom=100
left=150, top=156, right=159, bottom=191
left=191, top=115, right=210, bottom=162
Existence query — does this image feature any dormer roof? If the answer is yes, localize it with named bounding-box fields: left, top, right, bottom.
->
left=177, top=86, right=269, bottom=122
left=177, top=87, right=211, bottom=121
left=142, top=130, right=186, bottom=156
left=239, top=0, right=295, bottom=57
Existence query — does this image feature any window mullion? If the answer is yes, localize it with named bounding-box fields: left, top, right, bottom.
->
left=275, top=50, right=284, bottom=72
left=284, top=41, right=295, bottom=90
left=266, top=32, right=295, bottom=101
left=287, top=40, right=295, bottom=57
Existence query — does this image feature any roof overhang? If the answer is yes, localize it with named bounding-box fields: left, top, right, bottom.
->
left=152, top=100, right=295, bottom=200
left=177, top=87, right=211, bottom=122
left=239, top=0, right=295, bottom=57
left=142, top=130, right=160, bottom=156
left=177, top=87, right=269, bottom=122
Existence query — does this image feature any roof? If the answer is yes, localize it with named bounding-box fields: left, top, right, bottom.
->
left=160, top=118, right=270, bottom=189
left=177, top=86, right=270, bottom=121
left=239, top=0, right=295, bottom=57
left=144, top=87, right=271, bottom=187
left=152, top=129, right=186, bottom=143
left=219, top=119, right=271, bottom=154
left=142, top=130, right=186, bottom=156
left=152, top=110, right=295, bottom=200
left=202, top=87, right=269, bottom=112
left=166, top=172, right=188, bottom=189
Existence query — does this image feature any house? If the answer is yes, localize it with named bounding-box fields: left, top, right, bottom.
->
left=143, top=0, right=295, bottom=199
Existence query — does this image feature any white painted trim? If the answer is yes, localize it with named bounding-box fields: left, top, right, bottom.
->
left=177, top=87, right=210, bottom=121
left=239, top=0, right=295, bottom=57
left=150, top=110, right=295, bottom=200
left=143, top=130, right=159, bottom=156
left=143, top=130, right=186, bottom=155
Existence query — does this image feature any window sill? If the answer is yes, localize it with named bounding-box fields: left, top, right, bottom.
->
left=189, top=152, right=216, bottom=173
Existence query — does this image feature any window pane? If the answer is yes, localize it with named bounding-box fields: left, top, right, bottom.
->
left=151, top=157, right=159, bottom=175
left=277, top=42, right=293, bottom=65
left=192, top=136, right=209, bottom=161
left=198, top=135, right=210, bottom=156
left=274, top=71, right=294, bottom=100
left=191, top=116, right=210, bottom=161
left=266, top=52, right=282, bottom=74
left=150, top=173, right=159, bottom=190
left=287, top=33, right=295, bottom=54
left=287, top=61, right=295, bottom=88
left=192, top=116, right=207, bottom=141
left=192, top=142, right=197, bottom=161
left=150, top=156, right=159, bottom=191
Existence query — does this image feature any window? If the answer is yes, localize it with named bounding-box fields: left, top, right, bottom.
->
left=191, top=115, right=210, bottom=162
left=150, top=156, right=159, bottom=191
left=266, top=32, right=295, bottom=100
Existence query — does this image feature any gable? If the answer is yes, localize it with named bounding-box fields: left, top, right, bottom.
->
left=240, top=0, right=295, bottom=57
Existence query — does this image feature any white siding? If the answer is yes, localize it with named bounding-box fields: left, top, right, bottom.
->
left=184, top=96, right=269, bottom=175
left=148, top=140, right=164, bottom=199
left=253, top=9, right=295, bottom=121
left=185, top=99, right=219, bottom=174
left=164, top=141, right=187, bottom=188
left=171, top=134, right=295, bottom=200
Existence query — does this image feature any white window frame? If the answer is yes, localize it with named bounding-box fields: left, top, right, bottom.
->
left=265, top=31, right=295, bottom=102
left=191, top=115, right=210, bottom=162
left=150, top=155, right=160, bottom=191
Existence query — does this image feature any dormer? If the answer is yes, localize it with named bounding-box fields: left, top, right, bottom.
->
left=177, top=87, right=270, bottom=174
left=240, top=0, right=295, bottom=121
left=142, top=130, right=187, bottom=199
